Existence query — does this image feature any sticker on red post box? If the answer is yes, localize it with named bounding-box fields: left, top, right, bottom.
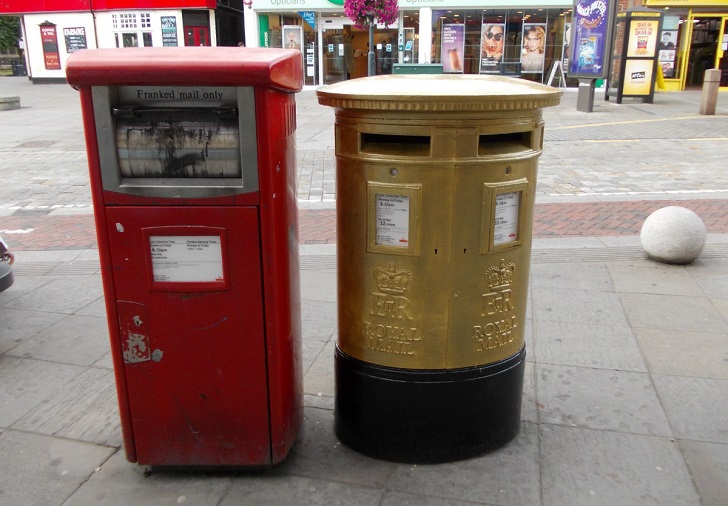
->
left=150, top=236, right=224, bottom=283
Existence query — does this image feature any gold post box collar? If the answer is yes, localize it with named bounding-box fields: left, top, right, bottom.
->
left=316, top=75, right=563, bottom=112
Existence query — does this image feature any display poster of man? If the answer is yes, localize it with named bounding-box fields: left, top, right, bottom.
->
left=659, top=49, right=676, bottom=77
left=521, top=23, right=546, bottom=73
left=657, top=16, right=680, bottom=78
left=282, top=25, right=302, bottom=51
left=659, top=30, right=676, bottom=49
left=441, top=24, right=465, bottom=73
left=480, top=21, right=505, bottom=74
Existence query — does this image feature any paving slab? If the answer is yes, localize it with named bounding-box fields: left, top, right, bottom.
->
left=220, top=473, right=385, bottom=506
left=0, top=307, right=66, bottom=354
left=540, top=425, right=700, bottom=506
left=0, top=356, right=86, bottom=428
left=530, top=262, right=615, bottom=292
left=537, top=364, right=672, bottom=436
left=620, top=292, right=728, bottom=334
left=530, top=286, right=629, bottom=327
left=275, top=406, right=394, bottom=488
left=633, top=328, right=728, bottom=380
left=608, top=262, right=704, bottom=296
left=534, top=319, right=647, bottom=371
left=679, top=439, right=728, bottom=506
left=13, top=367, right=121, bottom=447
left=7, top=314, right=109, bottom=365
left=385, top=422, right=541, bottom=506
left=3, top=275, right=103, bottom=314
left=64, top=451, right=233, bottom=506
left=0, top=429, right=115, bottom=506
left=652, top=375, right=728, bottom=444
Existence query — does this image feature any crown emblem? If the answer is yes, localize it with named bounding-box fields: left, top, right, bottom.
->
left=373, top=263, right=412, bottom=295
left=487, top=259, right=516, bottom=290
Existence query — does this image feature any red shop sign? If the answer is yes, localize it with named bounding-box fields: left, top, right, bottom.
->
left=40, top=22, right=61, bottom=70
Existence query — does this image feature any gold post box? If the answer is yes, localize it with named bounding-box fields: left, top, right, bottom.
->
left=317, top=75, right=561, bottom=463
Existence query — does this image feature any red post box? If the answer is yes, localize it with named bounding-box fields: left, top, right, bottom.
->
left=66, top=48, right=303, bottom=467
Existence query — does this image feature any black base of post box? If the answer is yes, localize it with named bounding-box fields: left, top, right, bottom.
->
left=334, top=346, right=525, bottom=464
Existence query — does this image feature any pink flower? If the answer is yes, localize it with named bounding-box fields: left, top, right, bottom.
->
left=344, top=0, right=399, bottom=28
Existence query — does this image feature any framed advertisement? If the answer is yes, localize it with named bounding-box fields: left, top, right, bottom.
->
left=608, top=9, right=663, bottom=104
left=522, top=23, right=547, bottom=73
left=282, top=25, right=302, bottom=51
left=161, top=16, right=178, bottom=47
left=480, top=20, right=505, bottom=74
left=568, top=0, right=617, bottom=79
left=63, top=27, right=87, bottom=54
left=627, top=19, right=660, bottom=58
left=623, top=59, right=654, bottom=95
left=40, top=22, right=61, bottom=70
left=442, top=24, right=465, bottom=73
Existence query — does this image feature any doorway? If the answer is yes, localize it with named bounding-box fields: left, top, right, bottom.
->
left=320, top=18, right=399, bottom=84
left=684, top=15, right=727, bottom=88
left=719, top=18, right=728, bottom=86
left=185, top=26, right=210, bottom=46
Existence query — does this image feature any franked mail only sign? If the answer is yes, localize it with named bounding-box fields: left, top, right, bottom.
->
left=375, top=194, right=410, bottom=248
left=118, top=86, right=238, bottom=107
left=150, top=236, right=224, bottom=283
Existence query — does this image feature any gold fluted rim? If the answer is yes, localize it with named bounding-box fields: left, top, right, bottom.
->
left=316, top=74, right=563, bottom=112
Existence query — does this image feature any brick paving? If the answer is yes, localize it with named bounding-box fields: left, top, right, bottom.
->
left=4, top=199, right=727, bottom=250
left=532, top=199, right=728, bottom=238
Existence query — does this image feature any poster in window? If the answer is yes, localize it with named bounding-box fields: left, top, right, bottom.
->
left=659, top=49, right=676, bottom=77
left=480, top=20, right=505, bottom=74
left=161, top=16, right=178, bottom=47
left=283, top=25, right=302, bottom=51
left=521, top=23, right=546, bottom=73
left=442, top=24, right=465, bottom=73
left=40, top=23, right=61, bottom=70
left=63, top=27, right=87, bottom=53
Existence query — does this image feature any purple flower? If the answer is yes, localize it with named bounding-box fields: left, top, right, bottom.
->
left=344, top=0, right=399, bottom=28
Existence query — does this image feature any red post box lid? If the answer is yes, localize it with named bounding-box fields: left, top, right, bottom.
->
left=66, top=47, right=303, bottom=93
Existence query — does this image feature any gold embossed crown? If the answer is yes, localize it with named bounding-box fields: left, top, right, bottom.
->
left=373, top=263, right=412, bottom=295
left=487, top=259, right=516, bottom=290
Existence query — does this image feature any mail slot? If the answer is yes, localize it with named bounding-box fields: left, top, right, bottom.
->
left=318, top=75, right=561, bottom=463
left=67, top=48, right=303, bottom=467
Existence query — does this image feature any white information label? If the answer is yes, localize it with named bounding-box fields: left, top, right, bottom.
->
left=376, top=194, right=410, bottom=248
left=150, top=236, right=224, bottom=283
left=493, top=192, right=520, bottom=245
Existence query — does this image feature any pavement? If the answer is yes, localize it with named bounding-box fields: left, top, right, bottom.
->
left=1, top=75, right=728, bottom=505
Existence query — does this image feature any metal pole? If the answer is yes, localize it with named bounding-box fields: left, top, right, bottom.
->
left=368, top=15, right=375, bottom=76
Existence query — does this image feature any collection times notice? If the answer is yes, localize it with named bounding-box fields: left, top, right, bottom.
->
left=375, top=194, right=410, bottom=248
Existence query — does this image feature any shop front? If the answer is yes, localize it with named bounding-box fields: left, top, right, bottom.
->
left=645, top=0, right=728, bottom=90
left=245, top=0, right=572, bottom=87
left=1, top=0, right=244, bottom=82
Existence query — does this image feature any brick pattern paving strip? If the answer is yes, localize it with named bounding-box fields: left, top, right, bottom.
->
left=2, top=199, right=727, bottom=250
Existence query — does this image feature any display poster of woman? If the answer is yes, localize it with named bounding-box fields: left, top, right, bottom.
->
left=480, top=23, right=505, bottom=74
left=521, top=24, right=546, bottom=73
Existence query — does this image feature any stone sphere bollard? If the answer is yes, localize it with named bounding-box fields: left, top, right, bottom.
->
left=640, top=206, right=706, bottom=264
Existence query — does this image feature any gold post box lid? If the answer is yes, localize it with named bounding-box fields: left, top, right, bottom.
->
left=317, top=74, right=562, bottom=112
